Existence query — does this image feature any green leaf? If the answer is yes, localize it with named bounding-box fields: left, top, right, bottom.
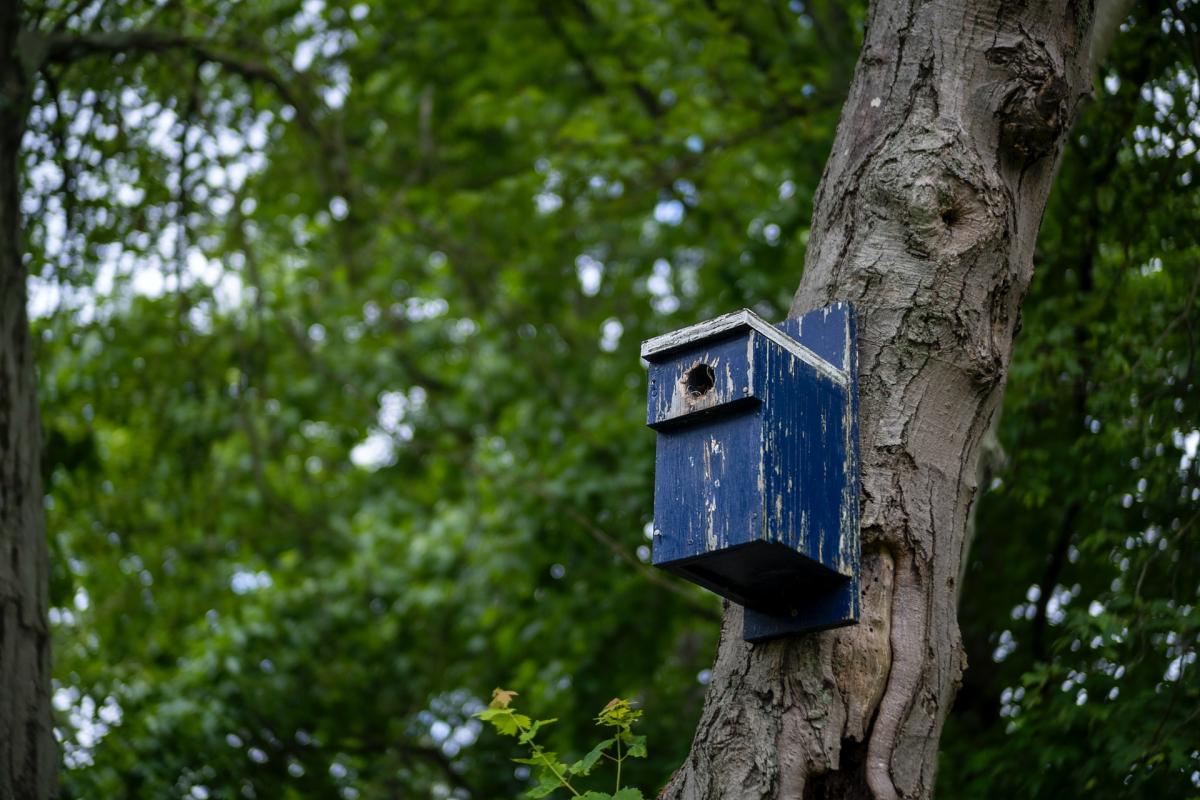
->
left=622, top=733, right=647, bottom=759
left=475, top=708, right=506, bottom=721
left=518, top=717, right=558, bottom=744
left=525, top=774, right=566, bottom=799
left=476, top=708, right=531, bottom=736
left=569, top=737, right=616, bottom=775
left=596, top=698, right=641, bottom=728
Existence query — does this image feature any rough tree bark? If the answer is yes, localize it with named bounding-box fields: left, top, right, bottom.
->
left=662, top=3, right=1100, bottom=799
left=0, top=3, right=56, bottom=799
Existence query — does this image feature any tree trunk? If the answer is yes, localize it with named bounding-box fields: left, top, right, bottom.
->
left=0, top=2, right=56, bottom=797
left=662, top=3, right=1096, bottom=798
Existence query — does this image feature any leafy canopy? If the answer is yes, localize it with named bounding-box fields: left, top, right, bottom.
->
left=15, top=0, right=1197, bottom=798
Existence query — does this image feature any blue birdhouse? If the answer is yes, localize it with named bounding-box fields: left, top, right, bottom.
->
left=641, top=303, right=860, bottom=642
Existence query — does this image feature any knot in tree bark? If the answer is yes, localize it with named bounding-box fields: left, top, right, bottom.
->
left=987, top=40, right=1070, bottom=164
left=862, top=120, right=1006, bottom=265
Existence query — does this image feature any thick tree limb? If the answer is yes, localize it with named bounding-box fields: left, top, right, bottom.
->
left=1091, top=0, right=1137, bottom=70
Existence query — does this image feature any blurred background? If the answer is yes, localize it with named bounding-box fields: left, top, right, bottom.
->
left=18, top=0, right=1199, bottom=797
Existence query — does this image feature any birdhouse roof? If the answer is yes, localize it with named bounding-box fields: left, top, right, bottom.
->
left=640, top=308, right=847, bottom=386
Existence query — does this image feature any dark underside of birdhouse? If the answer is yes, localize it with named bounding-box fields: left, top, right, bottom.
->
left=658, top=541, right=849, bottom=614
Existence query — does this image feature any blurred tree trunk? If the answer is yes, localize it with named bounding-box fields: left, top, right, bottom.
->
left=661, top=3, right=1098, bottom=799
left=0, top=3, right=56, bottom=799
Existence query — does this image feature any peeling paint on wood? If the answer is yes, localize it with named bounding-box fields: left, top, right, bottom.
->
left=642, top=307, right=849, bottom=387
left=643, top=303, right=860, bottom=643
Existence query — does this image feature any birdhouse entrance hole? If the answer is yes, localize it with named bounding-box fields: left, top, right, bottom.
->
left=683, top=363, right=715, bottom=398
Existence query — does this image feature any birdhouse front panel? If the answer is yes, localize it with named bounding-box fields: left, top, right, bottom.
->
left=650, top=407, right=763, bottom=583
left=641, top=304, right=860, bottom=641
left=645, top=333, right=759, bottom=430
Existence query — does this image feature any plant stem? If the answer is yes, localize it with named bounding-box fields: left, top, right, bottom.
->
left=615, top=737, right=622, bottom=792
left=538, top=751, right=581, bottom=797
left=516, top=719, right=579, bottom=799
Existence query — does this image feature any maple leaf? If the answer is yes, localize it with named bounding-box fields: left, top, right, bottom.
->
left=490, top=688, right=519, bottom=709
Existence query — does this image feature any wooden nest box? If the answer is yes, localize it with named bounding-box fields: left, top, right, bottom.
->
left=641, top=304, right=861, bottom=642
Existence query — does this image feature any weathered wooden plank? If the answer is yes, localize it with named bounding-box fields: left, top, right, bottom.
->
left=641, top=307, right=849, bottom=387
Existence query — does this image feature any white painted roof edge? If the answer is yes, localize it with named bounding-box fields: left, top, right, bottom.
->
left=640, top=308, right=848, bottom=386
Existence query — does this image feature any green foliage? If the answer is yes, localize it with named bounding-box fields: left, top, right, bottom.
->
left=21, top=0, right=858, bottom=797
left=476, top=689, right=648, bottom=799
left=940, top=4, right=1200, bottom=798
left=13, top=0, right=1197, bottom=797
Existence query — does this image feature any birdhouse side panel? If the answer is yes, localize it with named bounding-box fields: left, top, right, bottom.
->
left=759, top=343, right=853, bottom=576
left=774, top=301, right=854, bottom=373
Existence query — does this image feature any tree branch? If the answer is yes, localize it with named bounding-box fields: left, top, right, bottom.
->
left=1090, top=0, right=1137, bottom=71
left=520, top=479, right=723, bottom=623
left=40, top=26, right=369, bottom=284
left=537, top=0, right=664, bottom=118
left=40, top=29, right=320, bottom=140
left=1030, top=501, right=1080, bottom=662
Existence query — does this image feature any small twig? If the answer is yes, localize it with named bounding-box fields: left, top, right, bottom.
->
left=1134, top=509, right=1199, bottom=602
left=529, top=482, right=721, bottom=622
left=1126, top=264, right=1200, bottom=379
